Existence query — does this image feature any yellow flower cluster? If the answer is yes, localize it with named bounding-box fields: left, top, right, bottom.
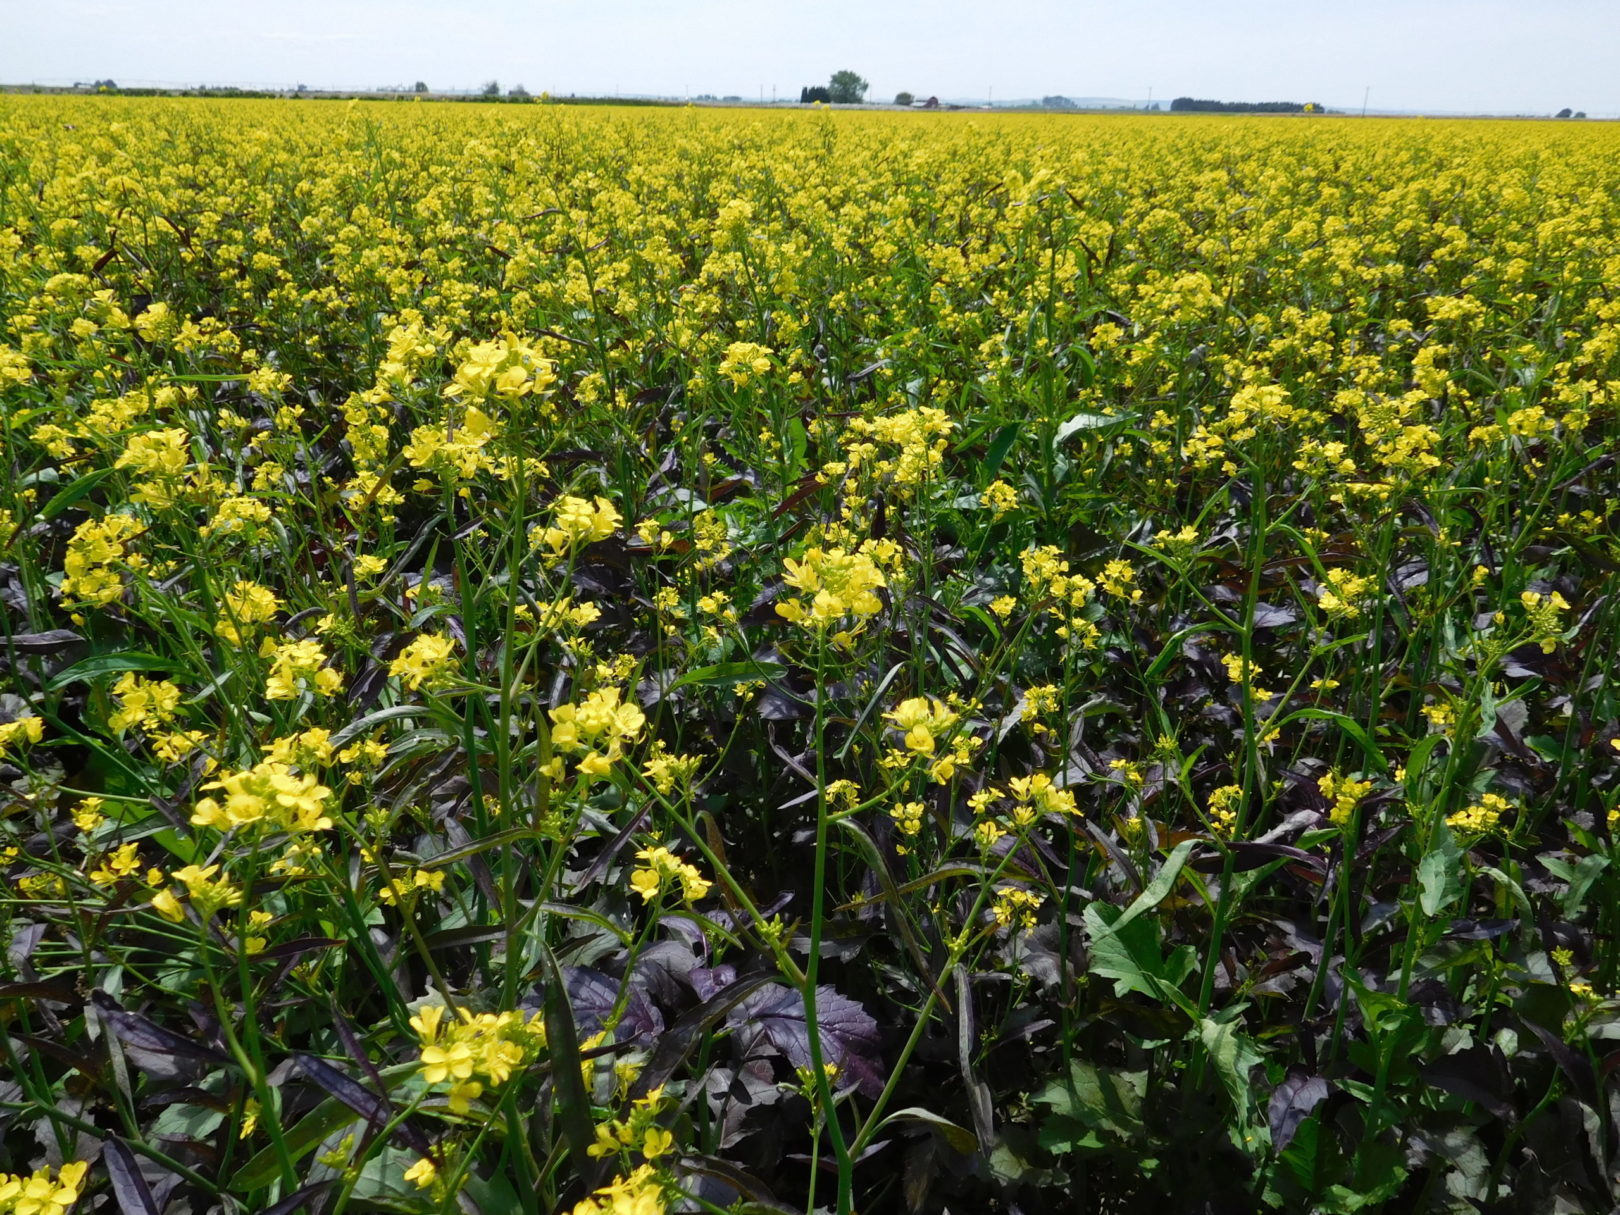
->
left=0, top=716, right=44, bottom=761
left=776, top=546, right=886, bottom=629
left=107, top=673, right=181, bottom=733
left=1221, top=653, right=1274, bottom=702
left=640, top=744, right=702, bottom=796
left=411, top=1002, right=548, bottom=1114
left=717, top=340, right=773, bottom=387
left=445, top=333, right=556, bottom=403
left=979, top=478, right=1019, bottom=518
left=261, top=638, right=343, bottom=700
left=190, top=760, right=334, bottom=833
left=549, top=685, right=646, bottom=777
left=215, top=580, right=280, bottom=646
left=533, top=494, right=622, bottom=556
left=151, top=863, right=243, bottom=921
left=1318, top=569, right=1376, bottom=619
left=60, top=513, right=144, bottom=607
left=0, top=1161, right=88, bottom=1215
left=1019, top=545, right=1100, bottom=646
left=1207, top=784, right=1243, bottom=836
left=1319, top=771, right=1373, bottom=827
left=1447, top=792, right=1512, bottom=835
left=569, top=1165, right=667, bottom=1215
left=1520, top=589, right=1572, bottom=653
left=882, top=696, right=978, bottom=782
left=968, top=772, right=1080, bottom=847
left=843, top=406, right=955, bottom=490
left=588, top=1085, right=676, bottom=1160
left=389, top=634, right=457, bottom=691
left=991, top=886, right=1045, bottom=932
left=629, top=845, right=712, bottom=903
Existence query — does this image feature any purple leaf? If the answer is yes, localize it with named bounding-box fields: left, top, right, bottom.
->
left=565, top=966, right=664, bottom=1042
left=1267, top=1068, right=1329, bottom=1151
left=90, top=992, right=233, bottom=1068
left=729, top=983, right=883, bottom=1098
left=101, top=1137, right=160, bottom=1215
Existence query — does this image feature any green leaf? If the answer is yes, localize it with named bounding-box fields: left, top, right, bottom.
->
left=233, top=1063, right=417, bottom=1190
left=39, top=467, right=116, bottom=521
left=1082, top=901, right=1197, bottom=1014
left=1115, top=839, right=1197, bottom=933
left=783, top=416, right=808, bottom=484
left=872, top=1107, right=978, bottom=1154
left=1271, top=707, right=1388, bottom=772
left=1055, top=410, right=1133, bottom=442
left=667, top=659, right=787, bottom=692
left=47, top=651, right=175, bottom=691
left=980, top=423, right=1020, bottom=476
left=1198, top=1016, right=1265, bottom=1135
left=1030, top=1059, right=1147, bottom=1145
left=1418, top=819, right=1463, bottom=917
left=1559, top=854, right=1609, bottom=919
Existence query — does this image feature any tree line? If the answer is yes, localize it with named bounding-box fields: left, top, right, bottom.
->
left=1170, top=97, right=1319, bottom=113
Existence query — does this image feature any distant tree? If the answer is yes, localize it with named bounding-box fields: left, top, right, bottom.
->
left=1575, top=111, right=1587, bottom=119
left=1171, top=96, right=1317, bottom=113
left=413, top=81, right=428, bottom=93
left=509, top=83, right=529, bottom=99
left=828, top=70, right=868, bottom=104
left=481, top=80, right=500, bottom=97
left=1556, top=107, right=1573, bottom=119
left=800, top=85, right=831, bottom=104
left=1041, top=95, right=1077, bottom=109
left=894, top=91, right=915, bottom=107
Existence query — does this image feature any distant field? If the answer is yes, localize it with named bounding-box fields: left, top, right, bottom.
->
left=3, top=97, right=1620, bottom=1214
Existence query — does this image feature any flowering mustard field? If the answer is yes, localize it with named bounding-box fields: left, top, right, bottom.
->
left=3, top=95, right=1620, bottom=1214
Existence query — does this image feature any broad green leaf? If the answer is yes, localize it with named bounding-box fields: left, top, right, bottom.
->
left=872, top=1107, right=978, bottom=1154
left=1418, top=819, right=1463, bottom=917
left=1030, top=1059, right=1147, bottom=1144
left=1115, top=839, right=1197, bottom=933
left=667, top=659, right=787, bottom=692
left=1198, top=1016, right=1266, bottom=1137
left=47, top=651, right=176, bottom=691
left=981, top=422, right=1021, bottom=476
left=1055, top=410, right=1132, bottom=442
left=38, top=467, right=116, bottom=520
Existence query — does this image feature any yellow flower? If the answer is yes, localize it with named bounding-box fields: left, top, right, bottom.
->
left=150, top=887, right=185, bottom=923
left=776, top=547, right=887, bottom=628
left=403, top=1157, right=438, bottom=1189
left=0, top=1161, right=89, bottom=1215
left=215, top=580, right=280, bottom=646
left=107, top=673, right=181, bottom=733
left=883, top=696, right=958, bottom=757
left=1319, top=771, right=1372, bottom=827
left=630, top=846, right=712, bottom=904
left=419, top=1041, right=476, bottom=1084
left=389, top=634, right=457, bottom=691
left=190, top=760, right=334, bottom=833
left=550, top=685, right=645, bottom=776
left=533, top=495, right=621, bottom=555
left=0, top=716, right=45, bottom=760
left=717, top=340, right=774, bottom=387
left=262, top=638, right=342, bottom=700
left=979, top=479, right=1019, bottom=517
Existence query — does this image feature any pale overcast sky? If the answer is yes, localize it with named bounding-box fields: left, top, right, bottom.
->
left=3, top=0, right=1615, bottom=115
